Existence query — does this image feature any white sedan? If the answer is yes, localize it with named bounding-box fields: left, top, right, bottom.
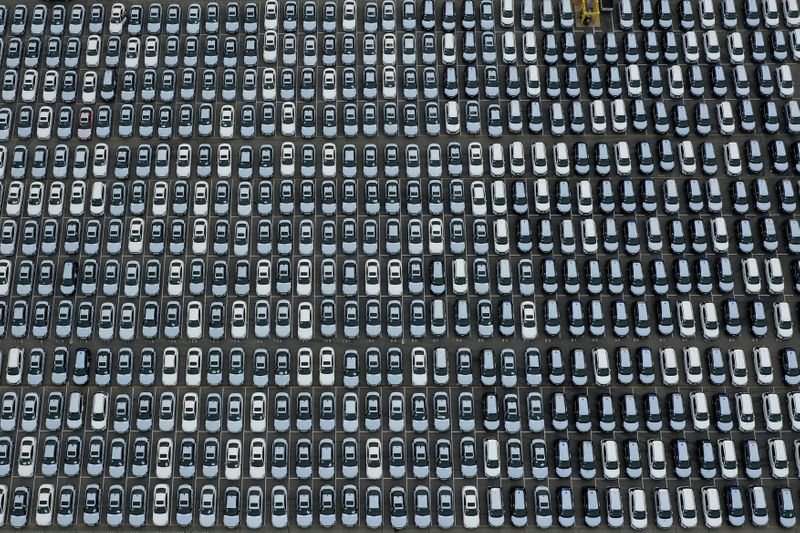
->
left=520, top=302, right=538, bottom=340
left=297, top=302, right=313, bottom=340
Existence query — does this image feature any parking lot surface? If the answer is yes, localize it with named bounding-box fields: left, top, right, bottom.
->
left=1, top=0, right=800, bottom=530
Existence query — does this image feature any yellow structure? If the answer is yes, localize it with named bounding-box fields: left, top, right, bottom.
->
left=576, top=0, right=601, bottom=25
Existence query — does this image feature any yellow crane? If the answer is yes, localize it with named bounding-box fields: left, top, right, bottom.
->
left=576, top=0, right=601, bottom=26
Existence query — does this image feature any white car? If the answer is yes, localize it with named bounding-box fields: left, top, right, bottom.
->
left=676, top=300, right=697, bottom=338
left=319, top=348, right=335, bottom=386
left=109, top=3, right=126, bottom=35
left=409, top=348, right=429, bottom=386
left=296, top=259, right=313, bottom=297
left=647, top=440, right=667, bottom=480
left=690, top=391, right=710, bottom=431
left=628, top=488, right=648, bottom=530
left=297, top=349, right=312, bottom=386
left=428, top=218, right=445, bottom=254
left=531, top=142, right=548, bottom=176
left=471, top=182, right=487, bottom=216
left=789, top=392, right=800, bottom=431
left=152, top=484, right=170, bottom=527
left=144, top=36, right=160, bottom=68
left=682, top=31, right=700, bottom=62
left=468, top=142, right=484, bottom=177
left=125, top=37, right=141, bottom=68
left=441, top=33, right=457, bottom=64
left=41, top=71, right=58, bottom=103
left=5, top=181, right=23, bottom=217
left=699, top=302, right=720, bottom=340
left=509, top=141, right=525, bottom=176
left=263, top=0, right=278, bottom=30
left=785, top=0, right=800, bottom=26
left=701, top=487, right=723, bottom=528
left=365, top=438, right=383, bottom=480
left=26, top=180, right=44, bottom=216
left=765, top=257, right=785, bottom=293
left=668, top=65, right=685, bottom=98
left=717, top=101, right=736, bottom=135
left=297, top=302, right=313, bottom=340
left=387, top=259, right=403, bottom=296
left=717, top=438, right=739, bottom=479
left=280, top=102, right=296, bottom=136
left=501, top=31, right=517, bottom=63
left=231, top=301, right=247, bottom=339
left=20, top=70, right=38, bottom=103
left=261, top=68, right=276, bottom=100
left=520, top=302, right=538, bottom=340
left=249, top=439, right=267, bottom=479
left=34, top=484, right=54, bottom=527
left=181, top=393, right=198, bottom=432
left=727, top=32, right=745, bottom=64
left=625, top=64, right=643, bottom=96
left=484, top=439, right=502, bottom=478
left=703, top=30, right=721, bottom=61
left=773, top=301, right=794, bottom=339
left=601, top=440, right=620, bottom=479
left=224, top=440, right=242, bottom=480
left=17, top=437, right=36, bottom=478
left=736, top=393, right=756, bottom=431
left=280, top=142, right=294, bottom=177
left=85, top=35, right=102, bottom=67
left=677, top=487, right=698, bottom=529
left=659, top=348, right=680, bottom=386
left=762, top=393, right=784, bottom=432
left=768, top=438, right=790, bottom=478
left=590, top=100, right=607, bottom=133
left=219, top=105, right=235, bottom=139
left=462, top=486, right=480, bottom=529
left=741, top=257, right=762, bottom=293
left=155, top=438, right=173, bottom=479
left=778, top=64, right=796, bottom=97
left=186, top=302, right=203, bottom=339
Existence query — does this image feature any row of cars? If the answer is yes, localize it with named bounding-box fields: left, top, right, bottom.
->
left=2, top=137, right=799, bottom=183
left=4, top=95, right=800, bottom=143
left=0, top=385, right=797, bottom=435
left=0, top=343, right=797, bottom=388
left=0, top=292, right=795, bottom=340
left=4, top=482, right=793, bottom=529
left=2, top=431, right=799, bottom=484
left=1, top=253, right=794, bottom=299
left=0, top=0, right=583, bottom=40
left=3, top=172, right=798, bottom=217
left=0, top=207, right=795, bottom=258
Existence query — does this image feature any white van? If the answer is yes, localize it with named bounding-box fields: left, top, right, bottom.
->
left=703, top=30, right=721, bottom=61
left=493, top=219, right=510, bottom=254
left=592, top=349, right=611, bottom=386
left=690, top=391, right=710, bottom=430
left=90, top=392, right=109, bottom=431
left=483, top=438, right=501, bottom=478
left=753, top=347, right=775, bottom=384
left=433, top=348, right=449, bottom=385
left=581, top=219, right=598, bottom=254
left=4, top=348, right=23, bottom=386
left=525, top=65, right=541, bottom=97
left=534, top=178, right=550, bottom=213
left=683, top=347, right=704, bottom=383
left=659, top=348, right=680, bottom=386
left=710, top=217, right=729, bottom=252
left=601, top=440, right=620, bottom=479
left=682, top=31, right=699, bottom=62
